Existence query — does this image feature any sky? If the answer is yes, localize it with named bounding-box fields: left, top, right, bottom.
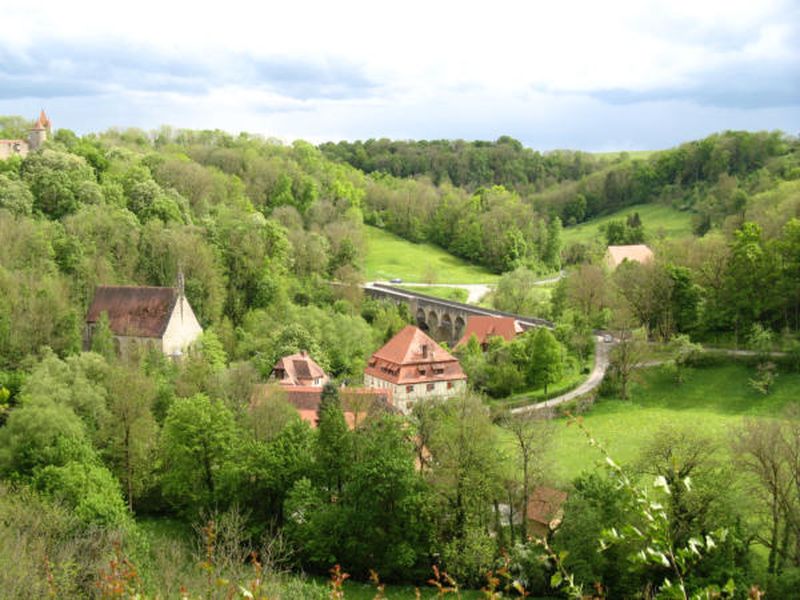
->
left=1, top=0, right=798, bottom=151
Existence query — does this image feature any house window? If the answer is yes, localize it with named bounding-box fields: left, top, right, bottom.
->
left=447, top=381, right=454, bottom=390
left=426, top=383, right=435, bottom=391
left=406, top=385, right=414, bottom=393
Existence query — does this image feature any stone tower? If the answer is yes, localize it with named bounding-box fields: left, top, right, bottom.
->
left=28, top=109, right=51, bottom=151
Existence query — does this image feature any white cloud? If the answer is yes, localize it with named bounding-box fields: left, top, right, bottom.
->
left=1, top=0, right=797, bottom=148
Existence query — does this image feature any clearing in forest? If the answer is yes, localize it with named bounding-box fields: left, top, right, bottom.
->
left=562, top=203, right=694, bottom=246
left=363, top=226, right=499, bottom=284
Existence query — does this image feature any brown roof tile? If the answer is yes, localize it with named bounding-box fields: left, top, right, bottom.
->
left=32, top=109, right=51, bottom=130
left=526, top=487, right=568, bottom=526
left=271, top=351, right=328, bottom=386
left=606, top=244, right=654, bottom=268
left=365, top=325, right=466, bottom=385
left=86, top=285, right=178, bottom=338
left=456, top=316, right=522, bottom=348
left=250, top=384, right=393, bottom=429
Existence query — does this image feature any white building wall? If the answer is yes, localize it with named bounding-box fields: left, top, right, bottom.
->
left=365, top=373, right=467, bottom=414
left=161, top=295, right=203, bottom=356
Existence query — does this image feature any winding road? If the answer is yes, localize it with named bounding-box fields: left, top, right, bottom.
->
left=511, top=336, right=611, bottom=415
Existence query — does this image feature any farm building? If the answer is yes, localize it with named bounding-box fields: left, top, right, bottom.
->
left=364, top=325, right=467, bottom=413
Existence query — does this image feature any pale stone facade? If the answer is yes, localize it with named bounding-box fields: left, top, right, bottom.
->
left=160, top=294, right=204, bottom=356
left=364, top=373, right=466, bottom=412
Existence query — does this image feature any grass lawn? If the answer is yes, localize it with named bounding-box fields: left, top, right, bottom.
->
left=562, top=203, right=694, bottom=247
left=543, top=363, right=800, bottom=485
left=397, top=285, right=470, bottom=303
left=363, top=226, right=499, bottom=284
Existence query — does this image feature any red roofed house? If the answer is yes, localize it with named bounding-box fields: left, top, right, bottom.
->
left=250, top=384, right=393, bottom=430
left=84, top=279, right=202, bottom=358
left=364, top=325, right=467, bottom=414
left=526, top=486, right=568, bottom=539
left=270, top=351, right=329, bottom=387
left=605, top=244, right=654, bottom=269
left=455, top=315, right=524, bottom=350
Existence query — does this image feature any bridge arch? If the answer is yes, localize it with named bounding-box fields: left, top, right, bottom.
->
left=454, top=315, right=466, bottom=342
left=416, top=308, right=428, bottom=331
left=438, top=313, right=453, bottom=344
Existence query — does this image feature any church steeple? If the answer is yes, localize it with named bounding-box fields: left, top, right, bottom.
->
left=28, top=109, right=51, bottom=151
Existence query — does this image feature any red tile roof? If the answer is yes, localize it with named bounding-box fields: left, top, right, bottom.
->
left=251, top=384, right=393, bottom=430
left=271, top=351, right=328, bottom=386
left=86, top=285, right=178, bottom=338
left=606, top=244, right=654, bottom=268
left=526, top=487, right=568, bottom=527
left=32, top=109, right=51, bottom=130
left=456, top=316, right=522, bottom=348
left=365, top=325, right=466, bottom=385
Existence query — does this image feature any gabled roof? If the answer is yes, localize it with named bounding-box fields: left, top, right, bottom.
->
left=271, top=351, right=327, bottom=386
left=365, top=325, right=466, bottom=385
left=456, top=316, right=522, bottom=348
left=32, top=109, right=51, bottom=131
left=526, top=487, right=568, bottom=527
left=372, top=325, right=456, bottom=365
left=606, top=244, right=654, bottom=268
left=86, top=285, right=179, bottom=338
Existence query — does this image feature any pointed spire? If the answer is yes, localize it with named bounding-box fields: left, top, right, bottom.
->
left=32, top=109, right=50, bottom=131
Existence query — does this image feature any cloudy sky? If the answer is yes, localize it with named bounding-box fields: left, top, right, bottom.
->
left=1, top=0, right=798, bottom=150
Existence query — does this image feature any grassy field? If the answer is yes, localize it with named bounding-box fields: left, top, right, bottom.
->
left=562, top=203, right=694, bottom=246
left=541, top=363, right=800, bottom=485
left=363, top=226, right=499, bottom=284
left=397, top=285, right=470, bottom=303
left=592, top=150, right=659, bottom=161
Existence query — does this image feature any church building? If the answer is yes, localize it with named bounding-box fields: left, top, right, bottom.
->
left=84, top=277, right=203, bottom=358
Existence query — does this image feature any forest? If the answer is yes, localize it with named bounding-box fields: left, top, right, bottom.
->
left=1, top=116, right=800, bottom=598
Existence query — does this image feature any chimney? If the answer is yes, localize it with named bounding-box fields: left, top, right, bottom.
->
left=421, top=344, right=428, bottom=358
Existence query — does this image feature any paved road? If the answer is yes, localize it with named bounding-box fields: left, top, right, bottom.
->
left=511, top=336, right=611, bottom=415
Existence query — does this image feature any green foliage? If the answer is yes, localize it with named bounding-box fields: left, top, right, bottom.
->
left=0, top=173, right=34, bottom=215
left=531, top=328, right=564, bottom=394
left=160, top=394, right=239, bottom=514
left=91, top=311, right=116, bottom=359
left=492, top=266, right=550, bottom=316
left=0, top=400, right=95, bottom=477
left=33, top=461, right=130, bottom=527
left=21, top=148, right=101, bottom=218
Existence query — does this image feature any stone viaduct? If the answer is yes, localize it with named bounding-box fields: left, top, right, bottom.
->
left=363, top=283, right=554, bottom=346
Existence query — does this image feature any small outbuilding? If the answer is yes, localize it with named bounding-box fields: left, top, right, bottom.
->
left=526, top=486, right=568, bottom=539
left=605, top=244, right=654, bottom=269
left=270, top=351, right=329, bottom=387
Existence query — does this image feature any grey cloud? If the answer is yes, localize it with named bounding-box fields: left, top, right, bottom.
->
left=0, top=40, right=378, bottom=102
left=589, top=59, right=800, bottom=110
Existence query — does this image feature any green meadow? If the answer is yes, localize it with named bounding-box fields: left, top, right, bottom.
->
left=363, top=226, right=499, bottom=284
left=562, top=203, right=694, bottom=246
left=542, top=363, right=800, bottom=484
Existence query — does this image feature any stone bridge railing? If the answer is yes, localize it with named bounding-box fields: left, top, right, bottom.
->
left=363, top=283, right=554, bottom=346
